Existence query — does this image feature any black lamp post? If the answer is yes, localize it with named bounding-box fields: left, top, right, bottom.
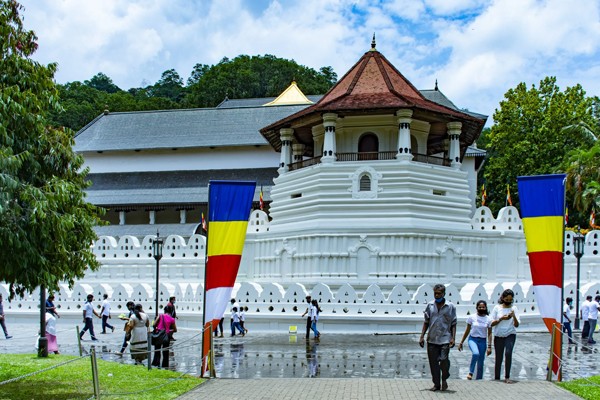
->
left=152, top=231, right=163, bottom=318
left=573, top=232, right=585, bottom=330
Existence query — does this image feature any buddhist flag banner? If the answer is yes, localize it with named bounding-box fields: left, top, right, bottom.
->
left=517, top=174, right=565, bottom=377
left=204, top=180, right=256, bottom=328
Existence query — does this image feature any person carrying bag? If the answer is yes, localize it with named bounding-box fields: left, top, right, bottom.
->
left=152, top=305, right=177, bottom=369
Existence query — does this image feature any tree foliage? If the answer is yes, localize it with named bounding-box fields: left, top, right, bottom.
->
left=48, top=56, right=337, bottom=132
left=185, top=54, right=337, bottom=108
left=481, top=77, right=597, bottom=224
left=0, top=0, right=104, bottom=298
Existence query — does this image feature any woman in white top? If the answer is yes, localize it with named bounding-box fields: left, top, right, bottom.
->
left=45, top=312, right=59, bottom=354
left=458, top=300, right=492, bottom=380
left=127, top=304, right=150, bottom=365
left=310, top=299, right=321, bottom=339
left=490, top=289, right=520, bottom=383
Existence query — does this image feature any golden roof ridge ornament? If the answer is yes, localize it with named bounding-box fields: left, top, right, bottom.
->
left=370, top=32, right=376, bottom=51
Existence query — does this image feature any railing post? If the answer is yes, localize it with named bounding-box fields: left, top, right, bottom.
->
left=76, top=325, right=83, bottom=357
left=547, top=324, right=557, bottom=381
left=90, top=346, right=100, bottom=399
left=148, top=331, right=152, bottom=371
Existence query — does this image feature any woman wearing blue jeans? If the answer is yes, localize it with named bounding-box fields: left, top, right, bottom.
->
left=458, top=300, right=492, bottom=380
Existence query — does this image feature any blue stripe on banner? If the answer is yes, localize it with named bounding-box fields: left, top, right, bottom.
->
left=208, top=180, right=257, bottom=222
left=517, top=174, right=566, bottom=218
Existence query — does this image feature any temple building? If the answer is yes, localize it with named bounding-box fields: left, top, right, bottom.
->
left=4, top=40, right=597, bottom=333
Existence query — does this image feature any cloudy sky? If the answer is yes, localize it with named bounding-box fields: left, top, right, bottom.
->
left=18, top=0, right=600, bottom=124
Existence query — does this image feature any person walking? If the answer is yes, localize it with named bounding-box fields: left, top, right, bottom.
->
left=166, top=296, right=177, bottom=341
left=45, top=311, right=60, bottom=354
left=419, top=284, right=457, bottom=392
left=0, top=294, right=13, bottom=339
left=491, top=288, right=520, bottom=383
left=581, top=295, right=592, bottom=340
left=301, top=296, right=312, bottom=339
left=127, top=304, right=150, bottom=365
left=152, top=305, right=177, bottom=369
left=458, top=300, right=492, bottom=380
left=587, top=295, right=600, bottom=344
left=100, top=294, right=115, bottom=334
left=310, top=299, right=322, bottom=339
left=79, top=294, right=100, bottom=341
left=213, top=317, right=224, bottom=338
left=562, top=297, right=575, bottom=344
left=239, top=306, right=249, bottom=334
left=230, top=307, right=245, bottom=337
left=116, top=301, right=135, bottom=356
left=45, top=294, right=60, bottom=318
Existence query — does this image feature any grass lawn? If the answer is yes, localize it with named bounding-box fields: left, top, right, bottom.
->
left=0, top=353, right=204, bottom=400
left=559, top=375, right=600, bottom=400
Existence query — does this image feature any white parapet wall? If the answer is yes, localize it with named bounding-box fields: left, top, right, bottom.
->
left=3, top=209, right=599, bottom=333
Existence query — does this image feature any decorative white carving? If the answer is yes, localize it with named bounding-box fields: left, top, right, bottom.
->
left=274, top=238, right=297, bottom=256
left=348, top=235, right=381, bottom=255
left=435, top=236, right=463, bottom=255
left=348, top=167, right=382, bottom=199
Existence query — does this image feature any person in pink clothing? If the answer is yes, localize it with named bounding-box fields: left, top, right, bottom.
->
left=152, top=305, right=177, bottom=369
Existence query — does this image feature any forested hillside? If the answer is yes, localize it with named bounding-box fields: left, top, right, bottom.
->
left=48, top=54, right=337, bottom=132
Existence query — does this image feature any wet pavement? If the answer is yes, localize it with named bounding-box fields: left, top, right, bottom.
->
left=1, top=319, right=599, bottom=382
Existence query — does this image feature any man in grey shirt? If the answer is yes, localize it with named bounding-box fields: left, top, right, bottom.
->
left=419, top=284, right=457, bottom=391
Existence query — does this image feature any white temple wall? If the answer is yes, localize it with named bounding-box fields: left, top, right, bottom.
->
left=81, top=146, right=279, bottom=173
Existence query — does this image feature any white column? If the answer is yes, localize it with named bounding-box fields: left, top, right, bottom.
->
left=447, top=121, right=462, bottom=168
left=179, top=209, right=187, bottom=224
left=278, top=128, right=293, bottom=174
left=119, top=211, right=126, bottom=225
left=149, top=210, right=156, bottom=225
left=396, top=109, right=413, bottom=161
left=322, top=113, right=338, bottom=163
left=292, top=143, right=305, bottom=163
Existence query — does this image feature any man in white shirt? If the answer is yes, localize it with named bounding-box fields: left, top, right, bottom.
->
left=100, top=294, right=115, bottom=334
left=581, top=295, right=592, bottom=340
left=79, top=294, right=100, bottom=341
left=587, top=295, right=600, bottom=344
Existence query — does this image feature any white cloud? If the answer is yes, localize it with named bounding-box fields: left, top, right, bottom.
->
left=17, top=0, right=600, bottom=125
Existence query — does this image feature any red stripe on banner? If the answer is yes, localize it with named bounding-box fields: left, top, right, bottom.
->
left=528, top=251, right=563, bottom=287
left=205, top=255, right=242, bottom=290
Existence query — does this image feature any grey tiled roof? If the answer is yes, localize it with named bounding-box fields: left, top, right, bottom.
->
left=74, top=105, right=313, bottom=152
left=420, top=89, right=458, bottom=110
left=86, top=169, right=276, bottom=206
left=465, top=146, right=487, bottom=157
left=216, top=95, right=323, bottom=108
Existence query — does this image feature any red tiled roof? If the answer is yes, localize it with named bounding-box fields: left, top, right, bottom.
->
left=260, top=47, right=486, bottom=156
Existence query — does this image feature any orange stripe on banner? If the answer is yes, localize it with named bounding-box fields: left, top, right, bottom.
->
left=528, top=251, right=563, bottom=287
left=205, top=254, right=242, bottom=290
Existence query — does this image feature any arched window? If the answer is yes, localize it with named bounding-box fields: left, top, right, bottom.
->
left=358, top=133, right=378, bottom=160
left=359, top=174, right=371, bottom=191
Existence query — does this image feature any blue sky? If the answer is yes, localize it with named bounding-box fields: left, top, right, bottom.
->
left=19, top=0, right=600, bottom=126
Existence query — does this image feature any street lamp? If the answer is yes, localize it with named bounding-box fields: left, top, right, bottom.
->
left=152, top=231, right=163, bottom=318
left=573, top=232, right=585, bottom=330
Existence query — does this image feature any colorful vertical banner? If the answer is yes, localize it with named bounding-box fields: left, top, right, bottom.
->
left=481, top=183, right=487, bottom=206
left=259, top=186, right=264, bottom=211
left=506, top=184, right=513, bottom=206
left=517, top=173, right=565, bottom=378
left=203, top=180, right=256, bottom=328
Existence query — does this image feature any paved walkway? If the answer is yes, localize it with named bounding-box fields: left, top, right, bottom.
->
left=176, top=378, right=580, bottom=399
left=1, top=319, right=597, bottom=399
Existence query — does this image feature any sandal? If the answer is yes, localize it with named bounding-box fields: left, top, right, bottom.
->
left=504, top=379, right=515, bottom=384
left=430, top=386, right=440, bottom=392
left=467, top=373, right=473, bottom=380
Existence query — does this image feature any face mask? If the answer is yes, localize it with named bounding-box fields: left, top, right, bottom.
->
left=477, top=309, right=487, bottom=316
left=503, top=300, right=513, bottom=306
left=435, top=297, right=445, bottom=304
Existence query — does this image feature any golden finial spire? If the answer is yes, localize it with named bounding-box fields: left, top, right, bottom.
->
left=371, top=33, right=376, bottom=50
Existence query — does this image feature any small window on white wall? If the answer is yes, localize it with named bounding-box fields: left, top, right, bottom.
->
left=349, top=166, right=381, bottom=199
left=359, top=175, right=371, bottom=191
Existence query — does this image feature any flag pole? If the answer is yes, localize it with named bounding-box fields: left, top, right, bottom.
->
left=201, top=183, right=211, bottom=376
left=559, top=177, right=567, bottom=381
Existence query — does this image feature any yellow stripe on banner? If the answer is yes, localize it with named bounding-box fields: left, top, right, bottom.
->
left=522, top=216, right=563, bottom=253
left=207, top=221, right=249, bottom=256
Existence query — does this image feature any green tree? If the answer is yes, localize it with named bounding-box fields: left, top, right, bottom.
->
left=0, top=0, right=104, bottom=298
left=481, top=77, right=596, bottom=213
left=84, top=72, right=121, bottom=93
left=185, top=54, right=337, bottom=107
left=150, top=68, right=185, bottom=101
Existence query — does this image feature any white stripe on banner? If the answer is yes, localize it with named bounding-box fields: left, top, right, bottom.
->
left=205, top=286, right=234, bottom=324
left=533, top=284, right=562, bottom=322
